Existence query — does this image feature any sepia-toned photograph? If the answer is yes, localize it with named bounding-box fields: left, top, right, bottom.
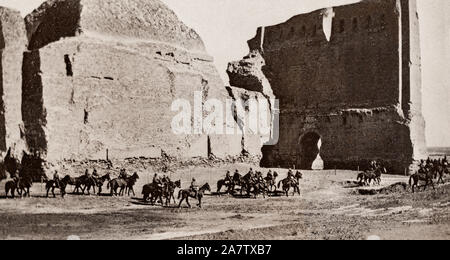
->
left=0, top=0, right=448, bottom=243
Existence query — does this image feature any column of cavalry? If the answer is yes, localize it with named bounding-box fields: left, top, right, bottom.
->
left=4, top=156, right=448, bottom=206
left=2, top=154, right=303, bottom=209
left=356, top=157, right=449, bottom=193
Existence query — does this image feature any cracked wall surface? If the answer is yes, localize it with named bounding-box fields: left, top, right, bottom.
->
left=228, top=0, right=427, bottom=173
left=21, top=0, right=251, bottom=165
left=0, top=7, right=27, bottom=178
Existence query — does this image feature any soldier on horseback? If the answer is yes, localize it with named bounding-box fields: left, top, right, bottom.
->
left=233, top=169, right=240, bottom=180
left=153, top=173, right=162, bottom=187
left=11, top=170, right=20, bottom=189
left=267, top=170, right=273, bottom=180
left=119, top=169, right=128, bottom=179
left=85, top=169, right=91, bottom=179
left=287, top=169, right=295, bottom=182
left=53, top=170, right=61, bottom=188
left=224, top=171, right=232, bottom=185
left=248, top=168, right=255, bottom=178
left=93, top=169, right=99, bottom=178
left=190, top=178, right=199, bottom=197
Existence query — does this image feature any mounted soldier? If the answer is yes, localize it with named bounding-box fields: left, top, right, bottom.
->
left=84, top=169, right=91, bottom=179
left=53, top=170, right=61, bottom=188
left=224, top=171, right=232, bottom=184
left=93, top=169, right=99, bottom=178
left=119, top=169, right=128, bottom=179
left=190, top=178, right=199, bottom=197
left=267, top=170, right=273, bottom=181
left=287, top=169, right=294, bottom=180
left=153, top=173, right=162, bottom=186
left=248, top=168, right=255, bottom=178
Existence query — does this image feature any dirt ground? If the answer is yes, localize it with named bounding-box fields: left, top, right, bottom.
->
left=0, top=163, right=449, bottom=240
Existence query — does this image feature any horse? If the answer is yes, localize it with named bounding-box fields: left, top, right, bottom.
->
left=240, top=172, right=257, bottom=195
left=432, top=164, right=448, bottom=185
left=124, top=173, right=140, bottom=196
left=277, top=176, right=301, bottom=197
left=45, top=175, right=71, bottom=198
left=108, top=173, right=139, bottom=196
left=178, top=183, right=211, bottom=208
left=264, top=172, right=279, bottom=192
left=409, top=171, right=435, bottom=193
left=16, top=176, right=34, bottom=198
left=93, top=173, right=111, bottom=195
left=163, top=180, right=181, bottom=205
left=5, top=179, right=19, bottom=198
left=142, top=182, right=164, bottom=205
left=357, top=168, right=383, bottom=186
left=230, top=172, right=244, bottom=193
left=249, top=178, right=268, bottom=199
left=357, top=172, right=367, bottom=186
left=216, top=179, right=232, bottom=194
left=5, top=176, right=34, bottom=199
left=61, top=175, right=86, bottom=195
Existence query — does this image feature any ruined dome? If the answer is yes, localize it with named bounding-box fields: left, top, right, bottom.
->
left=25, top=0, right=206, bottom=52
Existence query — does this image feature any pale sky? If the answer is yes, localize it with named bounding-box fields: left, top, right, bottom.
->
left=1, top=0, right=449, bottom=147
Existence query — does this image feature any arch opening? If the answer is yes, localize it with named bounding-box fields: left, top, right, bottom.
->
left=298, top=132, right=324, bottom=170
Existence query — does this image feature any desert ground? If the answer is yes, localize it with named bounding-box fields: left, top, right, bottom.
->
left=0, top=163, right=449, bottom=240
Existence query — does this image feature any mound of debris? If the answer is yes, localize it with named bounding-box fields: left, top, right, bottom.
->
left=358, top=182, right=409, bottom=195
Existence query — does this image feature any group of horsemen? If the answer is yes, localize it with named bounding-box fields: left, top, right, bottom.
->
left=9, top=155, right=448, bottom=197
left=147, top=167, right=300, bottom=198
left=418, top=156, right=448, bottom=174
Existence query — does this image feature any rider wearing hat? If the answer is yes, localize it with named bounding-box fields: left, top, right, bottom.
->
left=53, top=170, right=61, bottom=188
left=190, top=178, right=199, bottom=197
left=224, top=171, right=232, bottom=184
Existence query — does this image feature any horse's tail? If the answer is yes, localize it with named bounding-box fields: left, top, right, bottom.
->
left=277, top=180, right=282, bottom=189
left=107, top=180, right=112, bottom=190
left=409, top=175, right=413, bottom=186
left=178, top=190, right=183, bottom=199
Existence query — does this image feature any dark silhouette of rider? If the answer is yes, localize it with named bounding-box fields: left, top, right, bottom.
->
left=267, top=170, right=273, bottom=180
left=190, top=178, right=199, bottom=197
left=53, top=170, right=61, bottom=188
left=153, top=173, right=163, bottom=188
left=225, top=171, right=232, bottom=183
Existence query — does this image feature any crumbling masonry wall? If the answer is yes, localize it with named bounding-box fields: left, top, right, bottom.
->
left=0, top=8, right=27, bottom=179
left=20, top=0, right=251, bottom=166
left=228, top=0, right=427, bottom=173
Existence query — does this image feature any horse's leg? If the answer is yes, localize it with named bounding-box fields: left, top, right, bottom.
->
left=186, top=197, right=191, bottom=208
left=178, top=195, right=184, bottom=208
left=52, top=187, right=56, bottom=198
left=172, top=193, right=176, bottom=204
left=159, top=195, right=164, bottom=206
left=198, top=197, right=202, bottom=208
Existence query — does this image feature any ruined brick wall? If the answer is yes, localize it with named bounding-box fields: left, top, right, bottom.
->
left=21, top=0, right=249, bottom=166
left=229, top=0, right=427, bottom=173
left=0, top=8, right=27, bottom=178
